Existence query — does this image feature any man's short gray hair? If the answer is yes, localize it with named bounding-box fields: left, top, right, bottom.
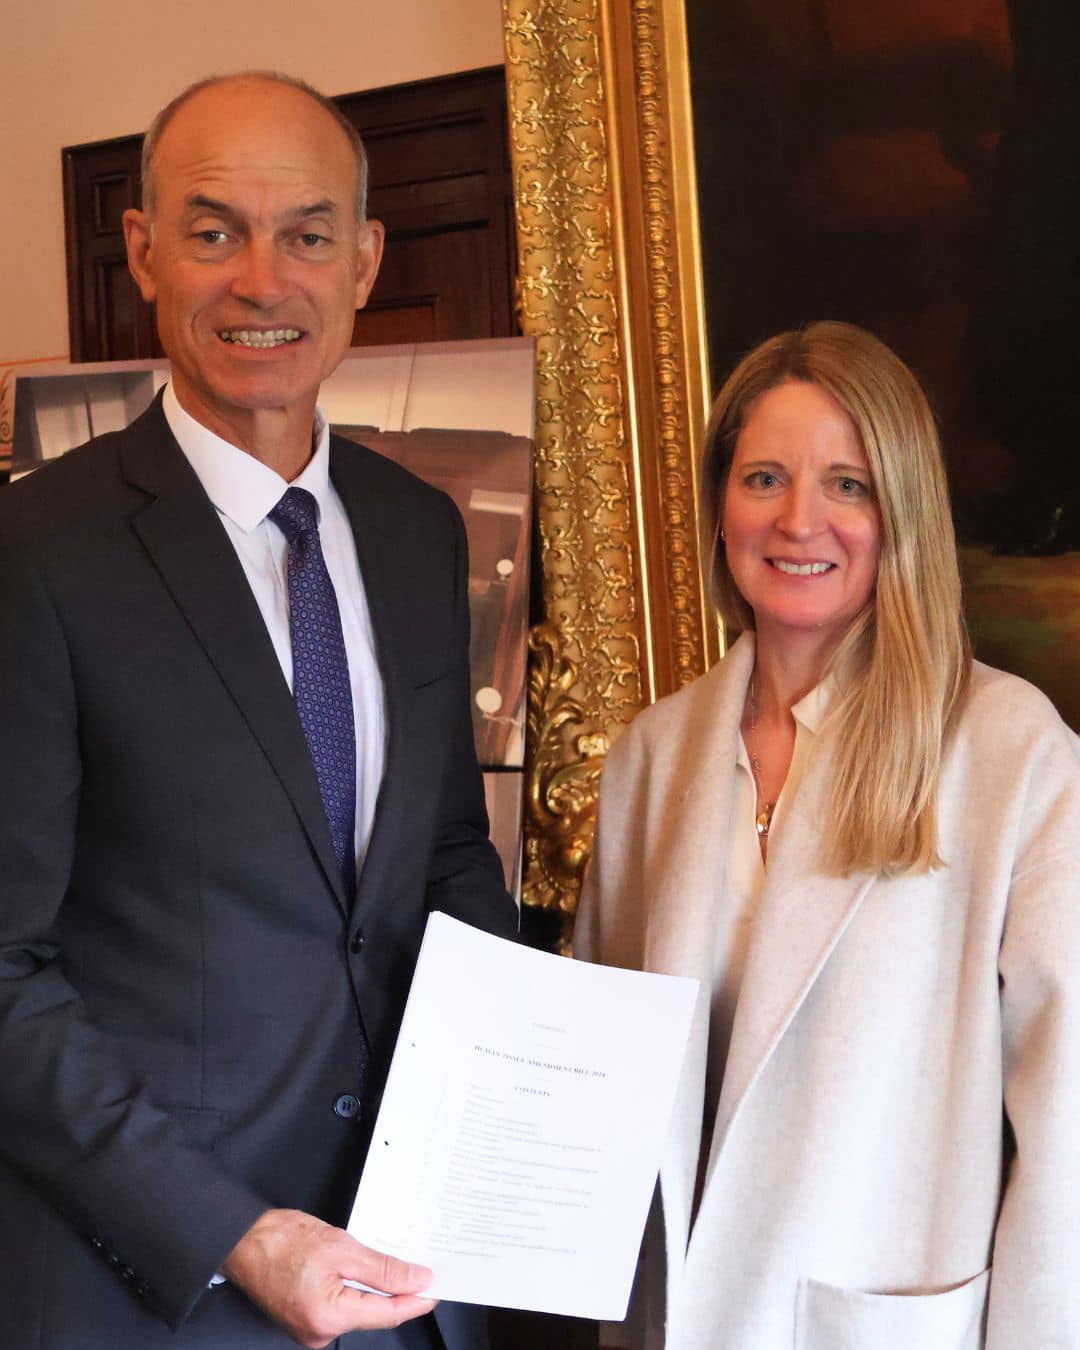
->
left=139, top=70, right=369, bottom=224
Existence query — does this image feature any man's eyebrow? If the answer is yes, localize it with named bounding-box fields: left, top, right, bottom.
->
left=292, top=200, right=338, bottom=219
left=183, top=194, right=235, bottom=216
left=180, top=196, right=340, bottom=220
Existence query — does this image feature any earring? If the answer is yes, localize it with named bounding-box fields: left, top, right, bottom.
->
left=720, top=527, right=726, bottom=543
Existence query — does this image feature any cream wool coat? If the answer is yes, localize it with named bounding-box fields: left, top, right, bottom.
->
left=576, top=635, right=1080, bottom=1350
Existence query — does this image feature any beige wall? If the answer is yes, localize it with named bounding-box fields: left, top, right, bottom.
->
left=2, top=0, right=505, bottom=365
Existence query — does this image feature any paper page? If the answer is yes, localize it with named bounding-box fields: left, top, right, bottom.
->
left=347, top=912, right=699, bottom=1320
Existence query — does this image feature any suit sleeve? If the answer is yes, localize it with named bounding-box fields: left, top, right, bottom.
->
left=986, top=723, right=1080, bottom=1345
left=0, top=528, right=268, bottom=1330
left=422, top=495, right=518, bottom=943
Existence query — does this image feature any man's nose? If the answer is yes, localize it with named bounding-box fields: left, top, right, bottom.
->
left=229, top=238, right=288, bottom=309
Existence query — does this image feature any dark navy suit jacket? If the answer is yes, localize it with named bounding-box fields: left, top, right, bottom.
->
left=0, top=396, right=518, bottom=1347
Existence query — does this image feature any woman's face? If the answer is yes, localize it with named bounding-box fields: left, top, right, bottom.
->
left=723, top=379, right=882, bottom=650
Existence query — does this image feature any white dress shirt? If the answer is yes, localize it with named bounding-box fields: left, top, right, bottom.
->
left=163, top=383, right=386, bottom=874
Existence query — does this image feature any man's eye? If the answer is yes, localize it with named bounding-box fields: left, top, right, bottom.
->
left=197, top=230, right=229, bottom=245
left=298, top=232, right=328, bottom=247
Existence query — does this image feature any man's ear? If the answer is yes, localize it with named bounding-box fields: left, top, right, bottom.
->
left=355, top=219, right=385, bottom=310
left=123, top=208, right=158, bottom=303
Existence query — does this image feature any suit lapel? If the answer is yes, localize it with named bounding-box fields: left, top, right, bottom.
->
left=119, top=401, right=348, bottom=915
left=328, top=441, right=413, bottom=921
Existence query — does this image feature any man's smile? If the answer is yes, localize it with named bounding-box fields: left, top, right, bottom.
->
left=218, top=327, right=304, bottom=348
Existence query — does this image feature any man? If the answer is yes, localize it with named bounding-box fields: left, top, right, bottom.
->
left=0, top=72, right=518, bottom=1349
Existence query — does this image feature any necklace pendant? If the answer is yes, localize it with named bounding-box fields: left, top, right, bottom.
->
left=756, top=804, right=773, bottom=837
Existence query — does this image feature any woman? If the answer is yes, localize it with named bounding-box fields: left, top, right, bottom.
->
left=576, top=322, right=1080, bottom=1349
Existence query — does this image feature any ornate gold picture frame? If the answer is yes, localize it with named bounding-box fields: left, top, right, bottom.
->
left=503, top=0, right=720, bottom=945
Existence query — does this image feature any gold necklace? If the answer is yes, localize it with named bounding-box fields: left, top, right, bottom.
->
left=747, top=672, right=774, bottom=838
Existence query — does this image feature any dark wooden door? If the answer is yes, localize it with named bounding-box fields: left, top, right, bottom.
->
left=63, top=67, right=518, bottom=362
left=62, top=136, right=163, bottom=361
left=343, top=68, right=518, bottom=347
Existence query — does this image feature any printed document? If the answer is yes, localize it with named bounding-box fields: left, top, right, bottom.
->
left=347, top=912, right=699, bottom=1319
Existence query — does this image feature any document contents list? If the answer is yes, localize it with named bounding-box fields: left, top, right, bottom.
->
left=348, top=914, right=699, bottom=1319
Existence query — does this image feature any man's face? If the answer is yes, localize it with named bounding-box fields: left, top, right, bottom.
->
left=124, top=78, right=382, bottom=442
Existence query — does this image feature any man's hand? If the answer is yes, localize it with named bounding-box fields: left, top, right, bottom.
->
left=221, top=1208, right=437, bottom=1349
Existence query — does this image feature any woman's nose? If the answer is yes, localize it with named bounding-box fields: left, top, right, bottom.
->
left=775, top=481, right=824, bottom=537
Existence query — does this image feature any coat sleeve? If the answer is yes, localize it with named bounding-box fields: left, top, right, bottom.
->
left=0, top=525, right=268, bottom=1331
left=987, top=719, right=1080, bottom=1345
left=573, top=722, right=651, bottom=972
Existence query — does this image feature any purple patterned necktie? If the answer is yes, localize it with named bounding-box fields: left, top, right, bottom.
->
left=270, top=487, right=357, bottom=899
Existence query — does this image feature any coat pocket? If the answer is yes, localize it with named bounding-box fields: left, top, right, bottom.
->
left=796, top=1268, right=990, bottom=1350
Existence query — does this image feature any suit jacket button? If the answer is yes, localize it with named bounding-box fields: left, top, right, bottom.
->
left=349, top=931, right=364, bottom=954
left=333, top=1092, right=361, bottom=1120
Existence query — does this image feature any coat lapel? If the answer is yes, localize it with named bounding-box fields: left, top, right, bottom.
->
left=119, top=401, right=348, bottom=915
left=705, top=721, right=876, bottom=1164
left=639, top=637, right=754, bottom=1288
left=650, top=635, right=879, bottom=1271
left=641, top=636, right=755, bottom=986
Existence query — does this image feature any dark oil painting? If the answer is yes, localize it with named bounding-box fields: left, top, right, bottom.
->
left=687, top=0, right=1078, bottom=728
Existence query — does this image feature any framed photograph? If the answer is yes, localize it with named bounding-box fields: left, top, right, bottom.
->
left=321, top=339, right=534, bottom=768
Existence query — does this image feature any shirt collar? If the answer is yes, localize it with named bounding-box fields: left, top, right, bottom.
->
left=735, top=675, right=835, bottom=770
left=162, top=381, right=332, bottom=532
left=791, top=677, right=835, bottom=735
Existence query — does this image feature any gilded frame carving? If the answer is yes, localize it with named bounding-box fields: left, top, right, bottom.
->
left=503, top=0, right=721, bottom=942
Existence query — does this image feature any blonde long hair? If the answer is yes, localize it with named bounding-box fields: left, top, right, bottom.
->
left=701, top=322, right=971, bottom=876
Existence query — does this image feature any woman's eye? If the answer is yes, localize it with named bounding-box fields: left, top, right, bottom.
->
left=836, top=476, right=867, bottom=496
left=749, top=471, right=777, bottom=488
